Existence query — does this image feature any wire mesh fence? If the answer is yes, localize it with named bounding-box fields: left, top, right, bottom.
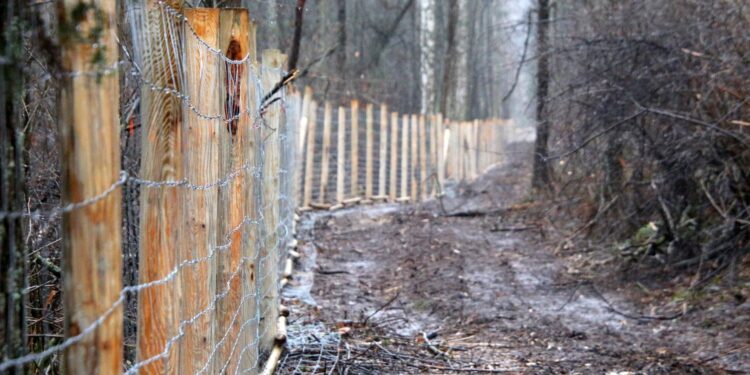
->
left=1, top=1, right=298, bottom=373
left=0, top=1, right=529, bottom=374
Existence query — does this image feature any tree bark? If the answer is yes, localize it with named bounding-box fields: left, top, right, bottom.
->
left=532, top=0, right=551, bottom=190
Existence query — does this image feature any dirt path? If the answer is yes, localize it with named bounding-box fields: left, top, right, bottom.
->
left=278, top=143, right=749, bottom=374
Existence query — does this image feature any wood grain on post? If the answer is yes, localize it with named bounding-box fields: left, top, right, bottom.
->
left=410, top=115, right=419, bottom=202
left=319, top=102, right=332, bottom=203
left=59, top=0, right=122, bottom=373
left=180, top=9, right=220, bottom=373
left=419, top=115, right=428, bottom=200
left=215, top=9, right=250, bottom=372
left=350, top=100, right=359, bottom=197
left=258, top=48, right=286, bottom=352
left=400, top=114, right=409, bottom=200
left=365, top=104, right=374, bottom=199
left=303, top=100, right=317, bottom=207
left=472, top=120, right=479, bottom=179
left=336, top=106, right=346, bottom=203
left=260, top=49, right=287, bottom=352
left=239, top=19, right=259, bottom=373
left=296, top=87, right=313, bottom=203
left=378, top=105, right=389, bottom=198
left=389, top=112, right=399, bottom=202
left=447, top=122, right=457, bottom=180
left=429, top=115, right=437, bottom=196
left=437, top=114, right=445, bottom=189
left=458, top=122, right=465, bottom=181
left=135, top=0, right=183, bottom=373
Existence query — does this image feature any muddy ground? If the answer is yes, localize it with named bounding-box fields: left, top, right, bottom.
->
left=277, top=142, right=750, bottom=374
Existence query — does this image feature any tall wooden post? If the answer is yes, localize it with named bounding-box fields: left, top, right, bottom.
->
left=472, top=120, right=479, bottom=179
left=429, top=115, right=438, bottom=196
left=448, top=122, right=458, bottom=180
left=259, top=49, right=286, bottom=351
left=303, top=101, right=317, bottom=207
left=179, top=9, right=220, bottom=374
left=437, top=114, right=445, bottom=189
left=364, top=104, right=374, bottom=199
left=135, top=0, right=183, bottom=373
left=296, top=87, right=313, bottom=203
left=400, top=114, right=409, bottom=200
left=59, top=0, right=122, bottom=373
left=215, top=9, right=251, bottom=373
left=412, top=115, right=419, bottom=201
left=458, top=122, right=465, bottom=181
left=377, top=105, right=389, bottom=199
left=239, top=20, right=260, bottom=373
left=389, top=112, right=399, bottom=202
left=319, top=102, right=332, bottom=203
left=350, top=100, right=359, bottom=197
left=336, top=106, right=346, bottom=203
left=419, top=115, right=428, bottom=200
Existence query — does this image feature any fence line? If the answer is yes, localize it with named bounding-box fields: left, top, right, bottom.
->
left=0, top=2, right=525, bottom=373
left=294, top=89, right=518, bottom=210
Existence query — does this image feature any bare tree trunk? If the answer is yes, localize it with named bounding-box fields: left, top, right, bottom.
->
left=419, top=0, right=436, bottom=114
left=532, top=0, right=551, bottom=190
left=1, top=1, right=28, bottom=370
left=337, top=0, right=347, bottom=95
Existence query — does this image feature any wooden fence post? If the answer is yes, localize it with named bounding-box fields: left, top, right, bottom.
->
left=259, top=49, right=286, bottom=351
left=215, top=9, right=251, bottom=372
left=448, top=122, right=458, bottom=180
left=336, top=106, right=346, bottom=204
left=410, top=115, right=418, bottom=202
left=350, top=100, right=359, bottom=197
left=419, top=115, right=427, bottom=200
left=365, top=104, right=374, bottom=200
left=461, top=122, right=467, bottom=180
left=319, top=102, right=332, bottom=204
left=239, top=20, right=259, bottom=373
left=377, top=105, right=389, bottom=199
left=429, top=115, right=437, bottom=196
left=438, top=115, right=445, bottom=189
left=472, top=120, right=479, bottom=179
left=180, top=9, right=220, bottom=373
left=59, top=0, right=122, bottom=373
left=135, top=0, right=183, bottom=372
left=296, top=87, right=313, bottom=203
left=303, top=100, right=317, bottom=208
left=400, top=114, right=409, bottom=201
left=389, top=112, right=399, bottom=202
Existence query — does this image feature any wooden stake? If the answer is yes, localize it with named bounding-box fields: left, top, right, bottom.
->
left=135, top=0, right=183, bottom=373
left=59, top=0, right=122, bottom=372
left=179, top=8, right=220, bottom=374
left=350, top=100, right=359, bottom=197
left=378, top=105, right=388, bottom=198
left=296, top=87, right=313, bottom=203
left=400, top=114, right=409, bottom=200
left=389, top=112, right=399, bottom=202
left=260, top=49, right=287, bottom=352
left=319, top=102, right=332, bottom=203
left=215, top=9, right=251, bottom=372
left=365, top=103, right=374, bottom=199
left=438, top=115, right=446, bottom=189
left=240, top=21, right=259, bottom=372
left=336, top=106, right=346, bottom=203
left=429, top=115, right=438, bottom=196
left=419, top=115, right=428, bottom=200
left=410, top=115, right=419, bottom=202
left=303, top=100, right=317, bottom=207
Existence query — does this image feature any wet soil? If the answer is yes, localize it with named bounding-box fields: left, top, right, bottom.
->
left=279, top=142, right=749, bottom=374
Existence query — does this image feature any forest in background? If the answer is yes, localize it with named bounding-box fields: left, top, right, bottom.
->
left=1, top=0, right=749, bottom=372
